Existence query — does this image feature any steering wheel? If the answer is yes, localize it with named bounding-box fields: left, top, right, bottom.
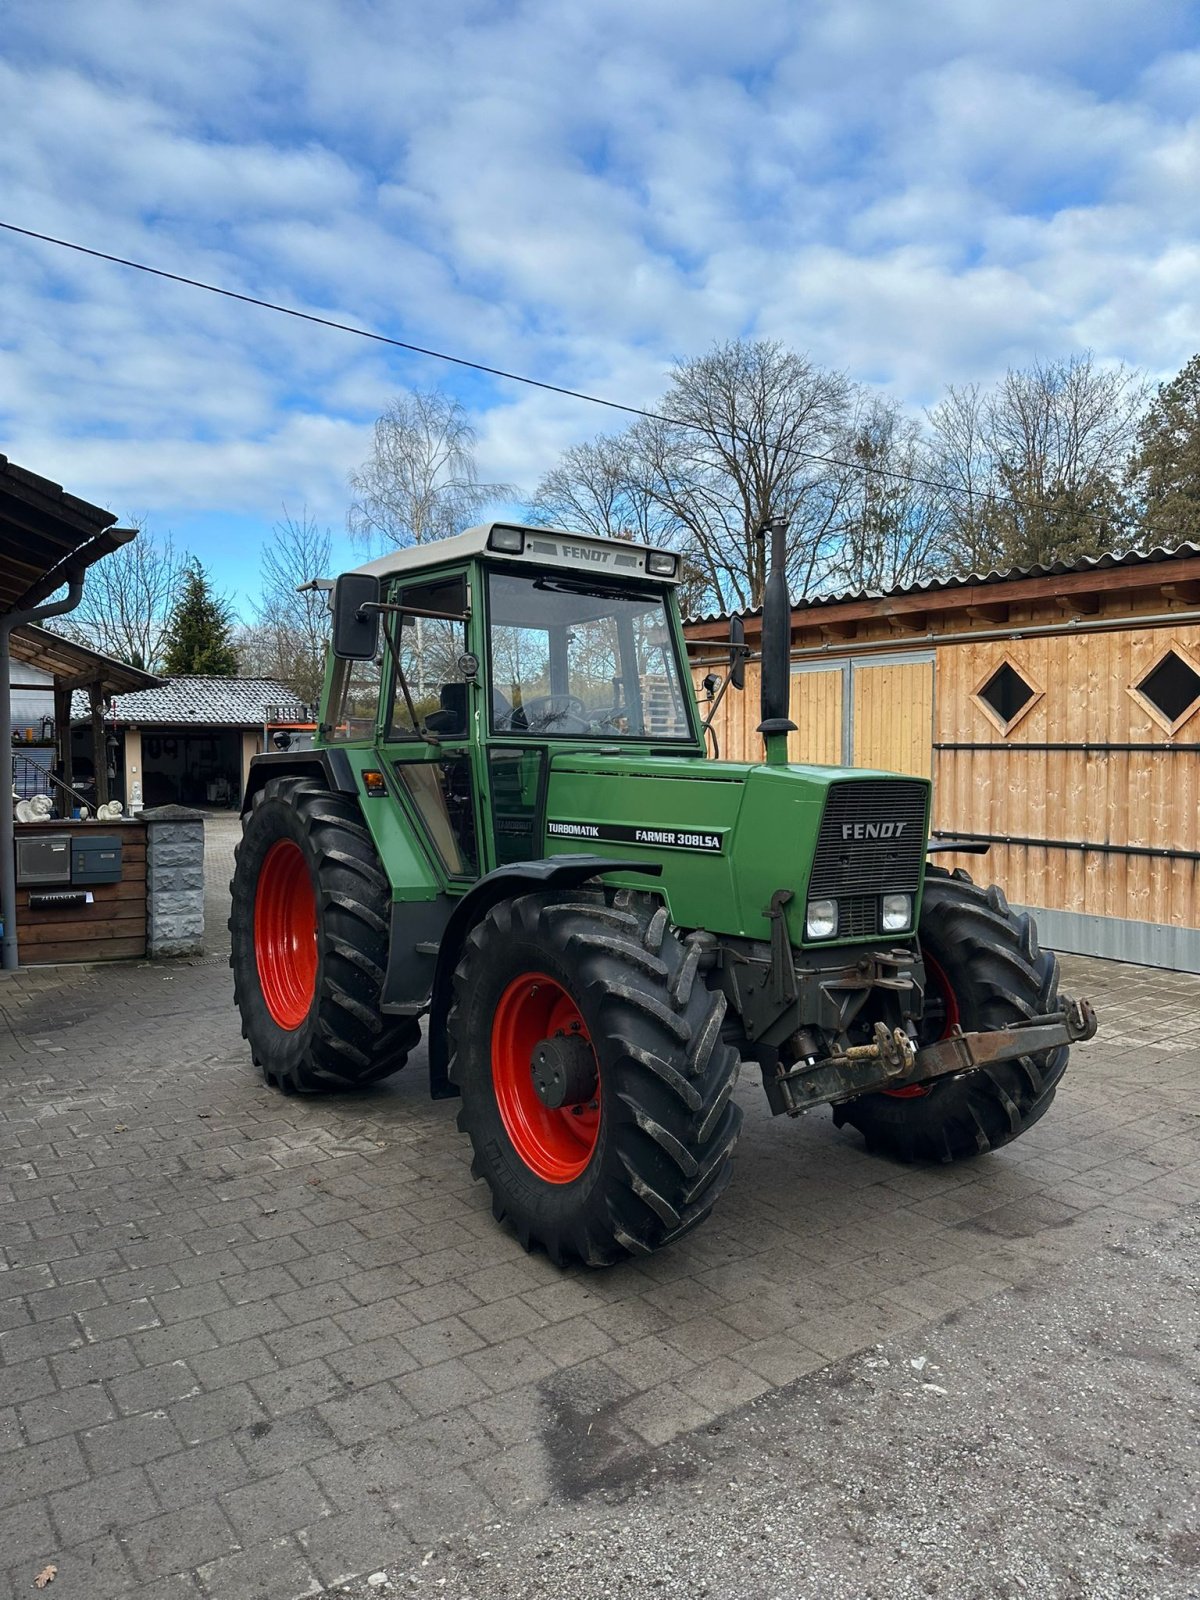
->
left=515, top=693, right=589, bottom=732
left=586, top=704, right=629, bottom=731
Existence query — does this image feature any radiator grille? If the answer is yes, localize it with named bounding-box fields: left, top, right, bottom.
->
left=839, top=896, right=880, bottom=939
left=809, top=779, right=929, bottom=901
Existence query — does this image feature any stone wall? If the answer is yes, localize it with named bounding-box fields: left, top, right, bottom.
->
left=143, top=804, right=205, bottom=957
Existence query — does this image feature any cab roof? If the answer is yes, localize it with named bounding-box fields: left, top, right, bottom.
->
left=350, top=522, right=681, bottom=585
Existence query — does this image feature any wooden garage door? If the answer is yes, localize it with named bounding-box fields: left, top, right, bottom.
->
left=787, top=664, right=844, bottom=765
left=851, top=657, right=934, bottom=778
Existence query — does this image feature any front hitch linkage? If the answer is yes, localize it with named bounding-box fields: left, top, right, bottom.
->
left=776, top=998, right=1098, bottom=1116
left=909, top=998, right=1098, bottom=1081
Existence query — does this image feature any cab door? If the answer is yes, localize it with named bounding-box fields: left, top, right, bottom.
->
left=377, top=568, right=485, bottom=890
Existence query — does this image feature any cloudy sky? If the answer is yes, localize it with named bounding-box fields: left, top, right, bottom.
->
left=2, top=0, right=1199, bottom=611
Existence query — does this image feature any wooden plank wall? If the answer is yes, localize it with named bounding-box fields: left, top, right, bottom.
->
left=14, top=821, right=148, bottom=963
left=852, top=661, right=933, bottom=778
left=696, top=662, right=843, bottom=765
left=933, top=627, right=1200, bottom=930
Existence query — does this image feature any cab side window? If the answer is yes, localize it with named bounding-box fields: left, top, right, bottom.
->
left=388, top=575, right=470, bottom=740
left=326, top=657, right=383, bottom=743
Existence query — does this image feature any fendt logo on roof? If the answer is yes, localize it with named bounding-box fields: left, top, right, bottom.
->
left=841, top=821, right=906, bottom=841
left=562, top=544, right=611, bottom=563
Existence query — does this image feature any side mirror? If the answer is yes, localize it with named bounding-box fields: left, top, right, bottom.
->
left=331, top=573, right=381, bottom=660
left=730, top=614, right=746, bottom=691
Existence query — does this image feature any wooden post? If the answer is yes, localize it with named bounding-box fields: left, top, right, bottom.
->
left=89, top=680, right=109, bottom=806
left=53, top=680, right=74, bottom=813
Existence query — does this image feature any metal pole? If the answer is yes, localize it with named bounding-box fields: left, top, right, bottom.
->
left=90, top=680, right=109, bottom=806
left=0, top=577, right=85, bottom=971
left=0, top=619, right=16, bottom=970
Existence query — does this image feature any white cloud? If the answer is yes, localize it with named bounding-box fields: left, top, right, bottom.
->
left=0, top=0, right=1198, bottom=589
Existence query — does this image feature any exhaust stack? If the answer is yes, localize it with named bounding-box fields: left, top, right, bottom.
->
left=756, top=516, right=797, bottom=766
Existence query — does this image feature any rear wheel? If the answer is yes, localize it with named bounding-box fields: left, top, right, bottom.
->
left=834, top=866, right=1068, bottom=1162
left=448, top=893, right=743, bottom=1266
left=230, top=776, right=420, bottom=1093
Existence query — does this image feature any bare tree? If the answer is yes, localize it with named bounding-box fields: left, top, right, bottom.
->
left=527, top=433, right=709, bottom=615
left=347, top=389, right=515, bottom=555
left=55, top=521, right=186, bottom=670
left=240, top=507, right=333, bottom=709
left=925, top=383, right=1003, bottom=573
left=829, top=398, right=951, bottom=593
left=529, top=434, right=674, bottom=544
left=528, top=342, right=855, bottom=614
left=641, top=342, right=856, bottom=610
left=929, top=355, right=1149, bottom=571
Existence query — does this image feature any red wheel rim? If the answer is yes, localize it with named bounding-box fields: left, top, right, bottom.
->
left=255, top=839, right=318, bottom=1030
left=491, top=972, right=600, bottom=1183
left=883, top=949, right=960, bottom=1098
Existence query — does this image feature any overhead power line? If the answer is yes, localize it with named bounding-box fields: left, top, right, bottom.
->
left=0, top=217, right=1098, bottom=516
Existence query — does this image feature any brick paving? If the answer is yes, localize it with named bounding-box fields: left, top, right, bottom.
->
left=201, top=814, right=241, bottom=956
left=1, top=858, right=1199, bottom=1597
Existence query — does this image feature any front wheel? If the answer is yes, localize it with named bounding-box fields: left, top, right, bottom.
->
left=834, top=866, right=1069, bottom=1162
left=229, top=776, right=420, bottom=1093
left=447, top=893, right=743, bottom=1266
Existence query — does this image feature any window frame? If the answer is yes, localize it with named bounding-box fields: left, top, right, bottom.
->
left=383, top=569, right=472, bottom=744
left=482, top=566, right=700, bottom=746
left=391, top=750, right=480, bottom=880
left=322, top=653, right=386, bottom=745
left=1127, top=638, right=1200, bottom=736
left=970, top=654, right=1044, bottom=738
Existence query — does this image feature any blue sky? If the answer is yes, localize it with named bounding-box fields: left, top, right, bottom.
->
left=2, top=0, right=1200, bottom=616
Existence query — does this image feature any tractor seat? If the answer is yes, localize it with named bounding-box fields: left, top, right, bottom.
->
left=424, top=682, right=467, bottom=737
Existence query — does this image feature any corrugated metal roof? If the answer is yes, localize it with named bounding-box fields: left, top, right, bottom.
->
left=684, top=542, right=1200, bottom=625
left=70, top=676, right=306, bottom=726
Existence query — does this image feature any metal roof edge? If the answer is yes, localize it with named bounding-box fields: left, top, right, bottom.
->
left=683, top=541, right=1200, bottom=626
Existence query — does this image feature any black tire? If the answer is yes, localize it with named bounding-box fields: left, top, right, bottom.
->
left=447, top=893, right=743, bottom=1267
left=229, top=776, right=420, bottom=1093
left=834, top=866, right=1069, bottom=1163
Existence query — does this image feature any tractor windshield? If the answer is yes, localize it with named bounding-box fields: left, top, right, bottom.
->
left=487, top=570, right=692, bottom=740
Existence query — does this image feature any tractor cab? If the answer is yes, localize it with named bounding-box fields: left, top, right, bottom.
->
left=316, top=523, right=709, bottom=884
left=230, top=519, right=1097, bottom=1268
left=328, top=525, right=698, bottom=724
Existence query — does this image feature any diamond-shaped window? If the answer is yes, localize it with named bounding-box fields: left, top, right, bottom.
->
left=973, top=658, right=1042, bottom=735
left=1136, top=649, right=1200, bottom=723
left=1131, top=645, right=1200, bottom=734
left=979, top=663, right=1034, bottom=724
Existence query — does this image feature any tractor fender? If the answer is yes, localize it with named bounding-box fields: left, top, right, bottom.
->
left=425, top=855, right=662, bottom=1098
left=241, top=748, right=357, bottom=811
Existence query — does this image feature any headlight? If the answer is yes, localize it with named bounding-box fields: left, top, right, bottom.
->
left=646, top=549, right=678, bottom=577
left=487, top=524, right=526, bottom=553
left=881, top=893, right=912, bottom=932
left=806, top=898, right=838, bottom=939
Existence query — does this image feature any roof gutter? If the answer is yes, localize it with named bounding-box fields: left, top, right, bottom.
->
left=1, top=527, right=136, bottom=971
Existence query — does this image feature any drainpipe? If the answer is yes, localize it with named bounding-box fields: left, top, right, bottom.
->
left=0, top=574, right=85, bottom=971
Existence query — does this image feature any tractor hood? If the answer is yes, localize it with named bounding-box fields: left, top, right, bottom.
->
left=543, top=751, right=931, bottom=948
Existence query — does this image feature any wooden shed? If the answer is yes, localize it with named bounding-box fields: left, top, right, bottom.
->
left=685, top=543, right=1200, bottom=973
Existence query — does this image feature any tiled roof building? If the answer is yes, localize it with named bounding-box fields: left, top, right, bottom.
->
left=73, top=677, right=312, bottom=727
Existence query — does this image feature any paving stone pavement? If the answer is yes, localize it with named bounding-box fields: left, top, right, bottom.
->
left=201, top=814, right=242, bottom=956
left=1, top=898, right=1199, bottom=1597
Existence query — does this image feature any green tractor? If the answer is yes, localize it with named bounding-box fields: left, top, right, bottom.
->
left=230, top=517, right=1096, bottom=1266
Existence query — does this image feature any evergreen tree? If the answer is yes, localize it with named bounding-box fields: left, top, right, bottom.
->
left=162, top=560, right=239, bottom=676
left=1128, top=353, right=1200, bottom=550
